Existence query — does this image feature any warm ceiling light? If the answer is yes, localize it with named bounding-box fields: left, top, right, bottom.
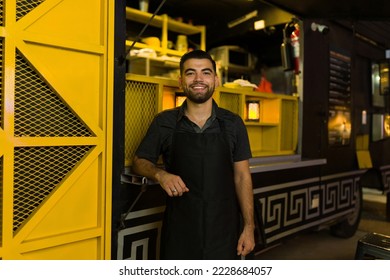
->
left=254, top=20, right=265, bottom=30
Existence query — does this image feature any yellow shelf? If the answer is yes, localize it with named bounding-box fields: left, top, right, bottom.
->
left=124, top=75, right=299, bottom=162
left=126, top=7, right=203, bottom=35
left=126, top=40, right=187, bottom=57
left=244, top=122, right=279, bottom=126
left=215, top=87, right=299, bottom=157
left=252, top=150, right=296, bottom=157
left=126, top=7, right=163, bottom=27
left=167, top=19, right=205, bottom=35
left=126, top=7, right=206, bottom=57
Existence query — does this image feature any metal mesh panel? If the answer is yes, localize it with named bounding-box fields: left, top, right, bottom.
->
left=0, top=38, right=3, bottom=128
left=14, top=50, right=93, bottom=137
left=0, top=0, right=3, bottom=26
left=16, top=0, right=45, bottom=21
left=13, top=145, right=92, bottom=233
left=0, top=156, right=3, bottom=246
left=219, top=92, right=240, bottom=115
left=125, top=80, right=157, bottom=166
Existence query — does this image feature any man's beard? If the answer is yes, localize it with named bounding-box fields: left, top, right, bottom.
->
left=184, top=83, right=215, bottom=104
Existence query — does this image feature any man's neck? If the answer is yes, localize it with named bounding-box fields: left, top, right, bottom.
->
left=185, top=99, right=213, bottom=128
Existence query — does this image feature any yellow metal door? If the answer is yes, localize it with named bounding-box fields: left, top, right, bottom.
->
left=0, top=0, right=114, bottom=259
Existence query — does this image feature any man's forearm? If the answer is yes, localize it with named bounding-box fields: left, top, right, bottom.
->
left=234, top=161, right=255, bottom=229
left=236, top=179, right=255, bottom=229
left=132, top=156, right=167, bottom=182
left=133, top=156, right=189, bottom=196
left=234, top=160, right=256, bottom=256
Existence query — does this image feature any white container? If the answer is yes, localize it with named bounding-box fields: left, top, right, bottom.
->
left=139, top=0, right=149, bottom=12
left=176, top=35, right=188, bottom=52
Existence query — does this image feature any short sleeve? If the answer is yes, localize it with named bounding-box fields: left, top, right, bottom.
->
left=134, top=116, right=163, bottom=164
left=232, top=116, right=252, bottom=162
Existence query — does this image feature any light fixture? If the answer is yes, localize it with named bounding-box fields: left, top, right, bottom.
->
left=385, top=115, right=390, bottom=137
left=227, top=10, right=258, bottom=28
left=362, top=110, right=367, bottom=125
left=246, top=100, right=260, bottom=121
left=254, top=19, right=265, bottom=30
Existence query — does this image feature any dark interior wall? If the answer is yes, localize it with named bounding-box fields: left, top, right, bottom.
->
left=301, top=19, right=331, bottom=161
left=301, top=19, right=390, bottom=174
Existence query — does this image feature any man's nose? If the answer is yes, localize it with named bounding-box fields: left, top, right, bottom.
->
left=193, top=73, right=203, bottom=81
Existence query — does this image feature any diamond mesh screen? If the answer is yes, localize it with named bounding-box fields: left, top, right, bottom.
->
left=16, top=0, right=45, bottom=21
left=13, top=145, right=92, bottom=233
left=125, top=80, right=157, bottom=166
left=0, top=156, right=3, bottom=246
left=0, top=0, right=3, bottom=26
left=14, top=50, right=93, bottom=137
left=0, top=38, right=3, bottom=128
left=219, top=92, right=240, bottom=115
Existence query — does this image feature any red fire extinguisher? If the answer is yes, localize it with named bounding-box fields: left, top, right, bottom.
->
left=290, top=23, right=300, bottom=74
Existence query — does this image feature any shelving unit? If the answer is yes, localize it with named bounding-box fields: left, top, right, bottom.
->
left=128, top=56, right=180, bottom=77
left=124, top=74, right=298, bottom=162
left=214, top=87, right=298, bottom=157
left=125, top=7, right=206, bottom=57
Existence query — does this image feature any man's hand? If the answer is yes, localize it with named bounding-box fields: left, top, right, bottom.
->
left=236, top=225, right=255, bottom=257
left=132, top=156, right=189, bottom=197
left=156, top=170, right=189, bottom=197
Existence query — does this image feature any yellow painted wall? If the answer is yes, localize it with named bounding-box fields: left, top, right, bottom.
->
left=0, top=0, right=114, bottom=259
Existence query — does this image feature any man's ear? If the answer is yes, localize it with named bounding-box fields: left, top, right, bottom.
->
left=214, top=75, right=220, bottom=87
left=178, top=76, right=183, bottom=88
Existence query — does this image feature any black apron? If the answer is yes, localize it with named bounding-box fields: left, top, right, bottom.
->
left=160, top=119, right=240, bottom=260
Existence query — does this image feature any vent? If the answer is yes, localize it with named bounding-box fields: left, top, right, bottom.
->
left=16, top=0, right=45, bottom=21
left=13, top=145, right=92, bottom=233
left=125, top=80, right=157, bottom=166
left=14, top=51, right=93, bottom=137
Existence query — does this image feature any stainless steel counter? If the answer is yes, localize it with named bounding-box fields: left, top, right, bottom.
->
left=122, top=155, right=327, bottom=185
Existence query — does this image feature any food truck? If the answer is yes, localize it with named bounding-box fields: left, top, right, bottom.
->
left=116, top=0, right=390, bottom=259
left=0, top=0, right=389, bottom=259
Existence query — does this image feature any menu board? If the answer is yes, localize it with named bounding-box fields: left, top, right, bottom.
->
left=328, top=49, right=352, bottom=146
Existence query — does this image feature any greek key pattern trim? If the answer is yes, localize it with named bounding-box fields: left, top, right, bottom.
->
left=255, top=175, right=360, bottom=242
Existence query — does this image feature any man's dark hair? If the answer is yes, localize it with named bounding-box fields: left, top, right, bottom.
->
left=179, top=50, right=216, bottom=74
